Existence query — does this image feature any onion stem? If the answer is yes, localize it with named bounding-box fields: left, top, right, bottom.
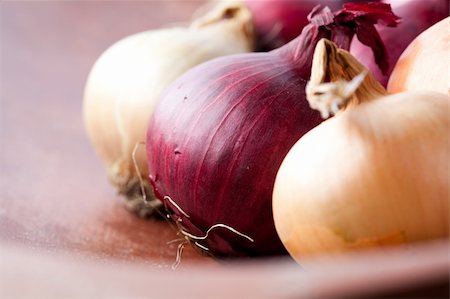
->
left=307, top=39, right=388, bottom=118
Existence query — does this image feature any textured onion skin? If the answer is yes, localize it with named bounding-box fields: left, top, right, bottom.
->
left=146, top=4, right=396, bottom=257
left=273, top=92, right=449, bottom=262
left=148, top=54, right=322, bottom=256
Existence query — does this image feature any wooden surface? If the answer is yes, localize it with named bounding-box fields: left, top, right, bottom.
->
left=0, top=1, right=449, bottom=298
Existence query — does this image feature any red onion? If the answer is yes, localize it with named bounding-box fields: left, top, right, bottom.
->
left=244, top=0, right=376, bottom=50
left=351, top=0, right=449, bottom=86
left=146, top=3, right=397, bottom=257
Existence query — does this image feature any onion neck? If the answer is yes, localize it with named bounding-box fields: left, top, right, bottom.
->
left=191, top=2, right=250, bottom=28
left=273, top=24, right=328, bottom=80
left=190, top=1, right=254, bottom=48
left=274, top=2, right=399, bottom=81
left=275, top=24, right=353, bottom=80
left=306, top=39, right=387, bottom=118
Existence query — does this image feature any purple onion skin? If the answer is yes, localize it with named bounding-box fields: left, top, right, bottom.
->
left=146, top=4, right=395, bottom=257
left=351, top=0, right=449, bottom=86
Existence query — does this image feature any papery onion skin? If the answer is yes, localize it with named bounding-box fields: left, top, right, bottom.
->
left=146, top=4, right=397, bottom=257
left=83, top=3, right=254, bottom=216
left=350, top=0, right=449, bottom=87
left=387, top=17, right=450, bottom=95
left=273, top=92, right=449, bottom=262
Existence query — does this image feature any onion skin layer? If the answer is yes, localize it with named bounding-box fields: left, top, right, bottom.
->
left=387, top=17, right=450, bottom=95
left=146, top=4, right=397, bottom=257
left=273, top=92, right=449, bottom=262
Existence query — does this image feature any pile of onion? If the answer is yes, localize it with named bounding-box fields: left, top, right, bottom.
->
left=273, top=39, right=449, bottom=263
left=387, top=17, right=449, bottom=95
left=146, top=3, right=398, bottom=257
left=83, top=2, right=254, bottom=216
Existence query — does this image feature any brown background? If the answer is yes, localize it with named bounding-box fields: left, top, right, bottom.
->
left=0, top=1, right=448, bottom=298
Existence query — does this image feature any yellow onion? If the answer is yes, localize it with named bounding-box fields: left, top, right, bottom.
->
left=273, top=39, right=449, bottom=263
left=83, top=2, right=254, bottom=216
